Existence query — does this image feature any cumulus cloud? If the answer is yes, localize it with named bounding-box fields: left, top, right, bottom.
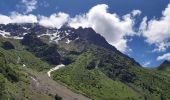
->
left=157, top=53, right=170, bottom=61
left=39, top=12, right=69, bottom=28
left=140, top=3, right=170, bottom=52
left=0, top=14, right=12, bottom=24
left=69, top=4, right=140, bottom=52
left=132, top=10, right=142, bottom=16
left=0, top=13, right=37, bottom=24
left=0, top=12, right=68, bottom=28
left=10, top=12, right=38, bottom=23
left=0, top=4, right=141, bottom=52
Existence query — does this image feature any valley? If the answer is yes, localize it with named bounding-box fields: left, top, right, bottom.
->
left=0, top=23, right=170, bottom=100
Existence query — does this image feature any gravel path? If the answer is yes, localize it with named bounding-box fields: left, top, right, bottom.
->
left=26, top=68, right=90, bottom=100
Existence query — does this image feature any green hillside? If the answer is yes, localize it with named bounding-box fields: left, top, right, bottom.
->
left=53, top=51, right=142, bottom=100
left=0, top=32, right=170, bottom=100
left=0, top=37, right=52, bottom=71
left=53, top=44, right=170, bottom=100
left=0, top=37, right=54, bottom=99
left=0, top=50, right=29, bottom=99
left=158, top=60, right=170, bottom=72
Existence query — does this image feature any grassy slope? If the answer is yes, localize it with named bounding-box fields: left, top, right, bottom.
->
left=53, top=45, right=170, bottom=100
left=0, top=37, right=53, bottom=99
left=53, top=51, right=143, bottom=100
left=129, top=68, right=170, bottom=100
left=0, top=37, right=89, bottom=100
left=0, top=37, right=52, bottom=71
left=1, top=36, right=170, bottom=100
left=0, top=51, right=29, bottom=99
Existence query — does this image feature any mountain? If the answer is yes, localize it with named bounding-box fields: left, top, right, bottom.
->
left=0, top=23, right=170, bottom=100
left=158, top=60, right=170, bottom=72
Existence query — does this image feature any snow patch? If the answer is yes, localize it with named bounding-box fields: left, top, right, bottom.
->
left=66, top=39, right=71, bottom=44
left=10, top=36, right=23, bottom=40
left=23, top=33, right=28, bottom=36
left=0, top=30, right=10, bottom=37
left=23, top=64, right=26, bottom=67
left=0, top=30, right=23, bottom=39
left=47, top=64, right=65, bottom=78
left=23, top=27, right=28, bottom=30
left=75, top=37, right=79, bottom=40
left=65, top=32, right=69, bottom=36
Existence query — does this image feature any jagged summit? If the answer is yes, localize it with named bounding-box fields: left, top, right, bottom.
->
left=0, top=23, right=116, bottom=51
left=162, top=60, right=170, bottom=64
left=0, top=23, right=141, bottom=67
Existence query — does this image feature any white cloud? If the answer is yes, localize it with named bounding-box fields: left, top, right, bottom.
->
left=21, top=0, right=37, bottom=14
left=69, top=4, right=140, bottom=52
left=0, top=13, right=37, bottom=24
left=10, top=12, right=38, bottom=23
left=140, top=3, right=170, bottom=52
left=132, top=10, right=142, bottom=16
left=142, top=61, right=151, bottom=67
left=157, top=53, right=170, bottom=61
left=39, top=12, right=69, bottom=28
left=0, top=4, right=141, bottom=53
left=152, top=42, right=170, bottom=52
left=0, top=14, right=12, bottom=24
left=0, top=12, right=68, bottom=28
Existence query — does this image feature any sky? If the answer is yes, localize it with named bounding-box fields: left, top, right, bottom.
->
left=0, top=0, right=170, bottom=67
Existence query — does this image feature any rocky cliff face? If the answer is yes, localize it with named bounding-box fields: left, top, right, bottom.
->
left=0, top=23, right=140, bottom=65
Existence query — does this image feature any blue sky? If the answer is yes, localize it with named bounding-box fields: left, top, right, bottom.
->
left=0, top=0, right=170, bottom=67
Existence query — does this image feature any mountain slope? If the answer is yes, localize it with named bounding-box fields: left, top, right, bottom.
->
left=0, top=36, right=90, bottom=100
left=0, top=50, right=29, bottom=99
left=158, top=60, right=170, bottom=72
left=0, top=23, right=170, bottom=100
left=53, top=51, right=142, bottom=100
left=47, top=26, right=170, bottom=100
left=53, top=43, right=170, bottom=100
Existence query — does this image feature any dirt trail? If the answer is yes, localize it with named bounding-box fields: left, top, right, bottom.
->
left=25, top=68, right=90, bottom=100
